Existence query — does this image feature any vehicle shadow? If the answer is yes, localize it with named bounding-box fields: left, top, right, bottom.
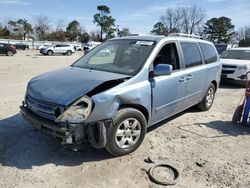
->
left=148, top=107, right=250, bottom=138
left=0, top=114, right=111, bottom=170
left=147, top=107, right=199, bottom=133
left=177, top=121, right=250, bottom=138
left=219, top=80, right=245, bottom=89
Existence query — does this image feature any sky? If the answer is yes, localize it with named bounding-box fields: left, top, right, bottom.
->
left=0, top=0, right=250, bottom=35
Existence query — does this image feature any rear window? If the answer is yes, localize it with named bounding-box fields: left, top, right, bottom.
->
left=181, top=42, right=202, bottom=68
left=199, top=43, right=218, bottom=64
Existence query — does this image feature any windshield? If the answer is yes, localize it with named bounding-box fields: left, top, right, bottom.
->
left=72, top=39, right=155, bottom=75
left=221, top=49, right=250, bottom=60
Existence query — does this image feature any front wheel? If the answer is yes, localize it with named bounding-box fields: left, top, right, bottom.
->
left=6, top=51, right=14, bottom=56
left=47, top=50, right=53, bottom=56
left=197, top=83, right=215, bottom=111
left=105, top=108, right=147, bottom=156
left=66, top=50, right=72, bottom=56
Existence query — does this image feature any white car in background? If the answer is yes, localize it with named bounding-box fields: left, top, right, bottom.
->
left=221, top=48, right=250, bottom=83
left=40, top=44, right=75, bottom=56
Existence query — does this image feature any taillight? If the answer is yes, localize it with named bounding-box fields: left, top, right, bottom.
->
left=11, top=45, right=16, bottom=49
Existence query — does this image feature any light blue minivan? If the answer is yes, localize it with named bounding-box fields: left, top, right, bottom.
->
left=21, top=34, right=222, bottom=156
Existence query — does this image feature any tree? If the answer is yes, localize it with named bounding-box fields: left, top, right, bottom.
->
left=66, top=20, right=81, bottom=41
left=89, top=30, right=101, bottom=41
left=79, top=32, right=90, bottom=43
left=8, top=19, right=33, bottom=40
left=203, top=17, right=234, bottom=43
left=0, top=23, right=10, bottom=38
left=158, top=6, right=206, bottom=35
left=238, top=25, right=250, bottom=47
left=93, top=5, right=116, bottom=41
left=160, top=7, right=183, bottom=34
left=151, top=22, right=167, bottom=35
left=182, top=6, right=206, bottom=34
left=34, top=16, right=50, bottom=40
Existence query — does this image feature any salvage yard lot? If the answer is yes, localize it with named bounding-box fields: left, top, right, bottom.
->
left=0, top=50, right=250, bottom=188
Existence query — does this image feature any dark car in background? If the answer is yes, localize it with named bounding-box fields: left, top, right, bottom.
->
left=14, top=43, right=29, bottom=50
left=0, top=43, right=17, bottom=56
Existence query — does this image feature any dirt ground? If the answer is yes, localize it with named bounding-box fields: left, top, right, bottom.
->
left=0, top=50, right=250, bottom=188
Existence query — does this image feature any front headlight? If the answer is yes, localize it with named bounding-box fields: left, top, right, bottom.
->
left=238, top=64, right=250, bottom=70
left=55, top=95, right=93, bottom=124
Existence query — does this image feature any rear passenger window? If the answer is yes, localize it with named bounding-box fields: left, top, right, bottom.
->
left=181, top=42, right=202, bottom=68
left=199, top=43, right=218, bottom=64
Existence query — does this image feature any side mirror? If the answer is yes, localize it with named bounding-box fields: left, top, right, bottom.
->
left=154, top=64, right=173, bottom=76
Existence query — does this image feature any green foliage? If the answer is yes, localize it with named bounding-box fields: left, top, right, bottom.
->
left=151, top=22, right=167, bottom=35
left=0, top=26, right=10, bottom=38
left=8, top=19, right=33, bottom=40
left=66, top=20, right=82, bottom=41
left=203, top=17, right=234, bottom=43
left=239, top=38, right=250, bottom=47
left=93, top=5, right=116, bottom=41
left=79, top=32, right=90, bottom=43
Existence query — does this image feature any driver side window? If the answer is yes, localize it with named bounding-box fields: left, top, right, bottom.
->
left=153, top=43, right=180, bottom=71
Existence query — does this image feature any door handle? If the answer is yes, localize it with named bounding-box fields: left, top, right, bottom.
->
left=186, top=75, right=193, bottom=80
left=179, top=77, right=186, bottom=82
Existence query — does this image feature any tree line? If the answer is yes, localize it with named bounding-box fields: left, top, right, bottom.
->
left=0, top=5, right=130, bottom=43
left=151, top=5, right=250, bottom=46
left=0, top=5, right=249, bottom=46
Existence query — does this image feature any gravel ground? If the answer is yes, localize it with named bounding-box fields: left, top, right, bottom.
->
left=0, top=50, right=250, bottom=188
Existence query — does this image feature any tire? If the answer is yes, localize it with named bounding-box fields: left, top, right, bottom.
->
left=197, top=83, right=215, bottom=111
left=105, top=108, right=147, bottom=156
left=232, top=105, right=242, bottom=124
left=6, top=51, right=14, bottom=56
left=47, top=50, right=53, bottom=56
left=66, top=50, right=72, bottom=56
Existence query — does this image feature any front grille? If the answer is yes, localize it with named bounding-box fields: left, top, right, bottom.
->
left=222, top=70, right=235, bottom=74
left=26, top=95, right=59, bottom=120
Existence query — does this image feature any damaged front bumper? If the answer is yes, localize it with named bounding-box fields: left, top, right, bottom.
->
left=20, top=105, right=110, bottom=148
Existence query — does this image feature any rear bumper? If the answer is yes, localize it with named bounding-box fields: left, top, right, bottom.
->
left=20, top=105, right=85, bottom=144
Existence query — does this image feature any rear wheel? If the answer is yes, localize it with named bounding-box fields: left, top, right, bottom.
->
left=47, top=50, right=53, bottom=56
left=66, top=50, right=72, bottom=56
left=6, top=51, right=14, bottom=56
left=197, top=83, right=215, bottom=111
left=105, top=108, right=147, bottom=156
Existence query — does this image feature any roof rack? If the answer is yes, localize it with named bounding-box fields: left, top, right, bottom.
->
left=168, top=33, right=203, bottom=39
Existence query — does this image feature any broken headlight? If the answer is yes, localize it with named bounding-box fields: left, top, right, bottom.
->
left=55, top=95, right=93, bottom=124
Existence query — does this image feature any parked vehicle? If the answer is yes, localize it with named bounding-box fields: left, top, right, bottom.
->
left=20, top=34, right=221, bottom=156
left=38, top=44, right=49, bottom=50
left=0, top=43, right=17, bottom=56
left=221, top=48, right=250, bottom=83
left=40, top=44, right=75, bottom=56
left=14, top=43, right=29, bottom=50
left=73, top=44, right=83, bottom=51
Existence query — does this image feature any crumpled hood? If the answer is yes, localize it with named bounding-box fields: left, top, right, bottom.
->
left=27, top=67, right=128, bottom=106
left=221, top=59, right=250, bottom=66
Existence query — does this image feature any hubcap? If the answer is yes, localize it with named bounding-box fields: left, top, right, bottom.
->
left=206, top=88, right=214, bottom=107
left=115, top=118, right=141, bottom=149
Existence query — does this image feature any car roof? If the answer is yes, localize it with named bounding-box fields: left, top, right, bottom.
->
left=109, top=34, right=213, bottom=45
left=228, top=47, right=250, bottom=51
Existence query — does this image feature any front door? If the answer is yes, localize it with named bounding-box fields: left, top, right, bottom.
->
left=151, top=42, right=187, bottom=124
